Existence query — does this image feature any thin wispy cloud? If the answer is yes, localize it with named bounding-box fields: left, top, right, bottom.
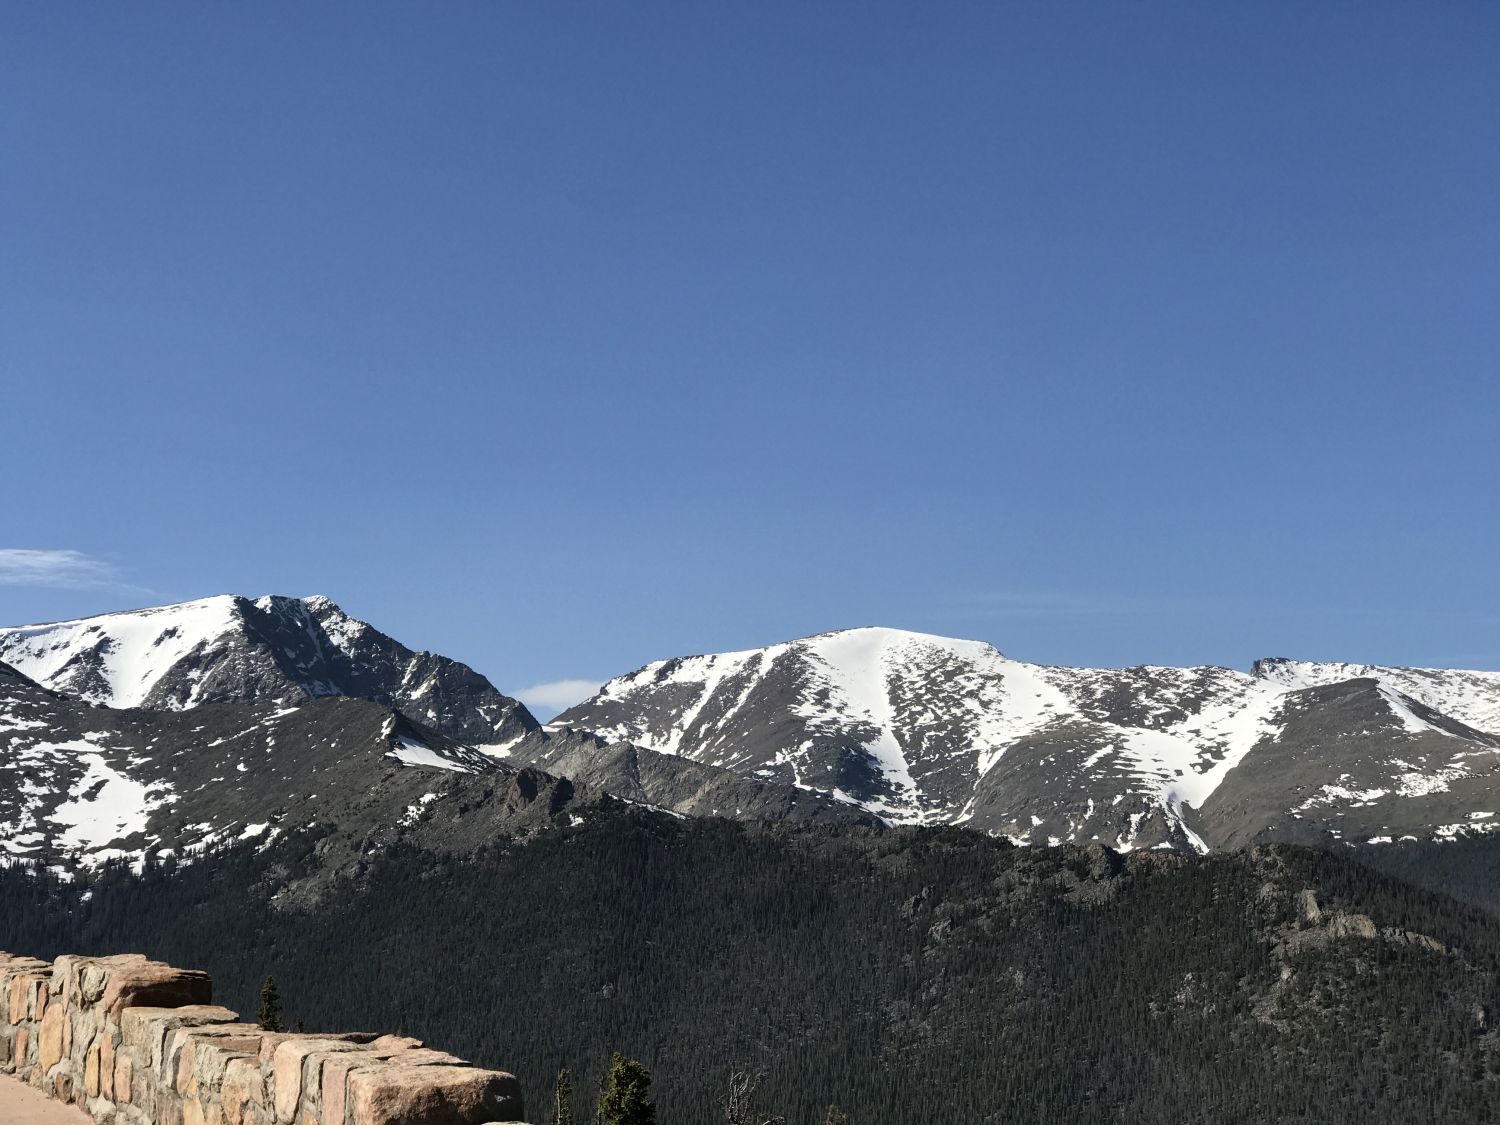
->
left=512, top=678, right=605, bottom=714
left=0, top=549, right=121, bottom=590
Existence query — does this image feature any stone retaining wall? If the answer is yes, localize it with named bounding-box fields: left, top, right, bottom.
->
left=0, top=952, right=528, bottom=1125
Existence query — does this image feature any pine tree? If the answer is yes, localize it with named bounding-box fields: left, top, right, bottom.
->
left=549, top=1066, right=575, bottom=1125
left=257, top=975, right=283, bottom=1032
left=597, top=1052, right=655, bottom=1125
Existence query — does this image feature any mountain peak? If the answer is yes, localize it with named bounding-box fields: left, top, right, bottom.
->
left=0, top=593, right=538, bottom=745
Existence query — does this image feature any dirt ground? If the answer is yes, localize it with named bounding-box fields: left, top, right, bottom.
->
left=0, top=1075, right=92, bottom=1123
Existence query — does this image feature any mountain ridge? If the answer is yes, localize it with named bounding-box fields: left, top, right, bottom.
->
left=7, top=598, right=1500, bottom=869
left=557, top=624, right=1500, bottom=850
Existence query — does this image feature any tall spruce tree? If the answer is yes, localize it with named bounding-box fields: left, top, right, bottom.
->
left=597, top=1052, right=655, bottom=1125
left=257, top=975, right=283, bottom=1032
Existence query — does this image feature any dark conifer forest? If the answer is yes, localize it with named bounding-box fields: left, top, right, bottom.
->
left=6, top=809, right=1500, bottom=1123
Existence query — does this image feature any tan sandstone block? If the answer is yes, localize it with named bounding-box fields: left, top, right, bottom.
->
left=102, top=958, right=213, bottom=1015
left=7, top=977, right=24, bottom=1025
left=347, top=1064, right=524, bottom=1125
left=48, top=956, right=78, bottom=1008
left=259, top=1032, right=374, bottom=1065
left=38, top=1000, right=65, bottom=1071
left=16, top=1025, right=30, bottom=1068
left=321, top=1054, right=358, bottom=1125
left=85, top=1038, right=102, bottom=1096
left=368, top=1036, right=422, bottom=1052
left=178, top=1035, right=201, bottom=1095
left=182, top=1027, right=265, bottom=1098
left=9, top=972, right=43, bottom=1024
left=379, top=1048, right=465, bottom=1067
left=79, top=956, right=148, bottom=1005
left=121, top=1005, right=239, bottom=1072
left=114, top=1052, right=134, bottom=1104
left=101, top=1031, right=116, bottom=1099
left=222, top=1056, right=267, bottom=1125
left=184, top=1094, right=225, bottom=1125
left=273, top=1038, right=365, bottom=1123
left=319, top=1043, right=463, bottom=1125
left=122, top=1006, right=183, bottom=1053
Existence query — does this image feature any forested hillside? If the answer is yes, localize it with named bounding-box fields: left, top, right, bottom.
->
left=1353, top=835, right=1500, bottom=918
left=6, top=812, right=1500, bottom=1123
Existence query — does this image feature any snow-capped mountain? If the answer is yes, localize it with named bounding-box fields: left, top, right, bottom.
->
left=0, top=599, right=871, bottom=874
left=555, top=627, right=1500, bottom=851
left=1252, top=657, right=1500, bottom=737
left=0, top=595, right=539, bottom=750
left=0, top=654, right=522, bottom=871
left=9, top=596, right=1500, bottom=869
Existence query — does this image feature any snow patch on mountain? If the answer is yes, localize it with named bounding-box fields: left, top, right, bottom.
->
left=0, top=596, right=242, bottom=707
left=388, top=735, right=476, bottom=773
left=567, top=628, right=1302, bottom=837
left=1255, top=659, right=1500, bottom=736
left=46, top=740, right=177, bottom=859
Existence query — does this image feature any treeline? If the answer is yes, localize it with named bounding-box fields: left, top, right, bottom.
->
left=5, top=811, right=1500, bottom=1122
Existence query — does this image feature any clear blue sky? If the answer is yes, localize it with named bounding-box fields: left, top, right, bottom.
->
left=4, top=3, right=1497, bottom=713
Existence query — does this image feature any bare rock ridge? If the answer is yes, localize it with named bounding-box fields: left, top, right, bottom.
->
left=0, top=595, right=539, bottom=749
left=0, top=949, right=526, bottom=1124
left=556, top=627, right=1500, bottom=851
left=5, top=597, right=1500, bottom=868
left=0, top=600, right=868, bottom=875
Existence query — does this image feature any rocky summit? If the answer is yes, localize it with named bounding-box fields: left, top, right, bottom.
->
left=5, top=597, right=1500, bottom=875
left=0, top=594, right=539, bottom=749
left=555, top=626, right=1500, bottom=850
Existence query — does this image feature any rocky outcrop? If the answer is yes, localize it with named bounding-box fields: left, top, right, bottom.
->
left=0, top=951, right=528, bottom=1125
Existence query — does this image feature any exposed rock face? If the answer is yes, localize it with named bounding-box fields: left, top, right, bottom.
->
left=0, top=648, right=877, bottom=880
left=556, top=627, right=1500, bottom=850
left=516, top=727, right=880, bottom=827
left=9, top=597, right=1500, bottom=865
left=0, top=949, right=526, bottom=1125
left=0, top=595, right=539, bottom=749
left=1253, top=657, right=1500, bottom=737
left=347, top=1063, right=524, bottom=1125
left=0, top=661, right=517, bottom=873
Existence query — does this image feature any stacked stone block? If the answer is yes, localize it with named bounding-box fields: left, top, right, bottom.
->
left=0, top=952, right=527, bottom=1125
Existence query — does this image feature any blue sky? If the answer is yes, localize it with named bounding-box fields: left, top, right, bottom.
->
left=4, top=3, right=1497, bottom=714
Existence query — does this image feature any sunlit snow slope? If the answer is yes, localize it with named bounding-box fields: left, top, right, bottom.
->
left=557, top=628, right=1500, bottom=851
left=0, top=595, right=538, bottom=748
left=1253, top=658, right=1500, bottom=737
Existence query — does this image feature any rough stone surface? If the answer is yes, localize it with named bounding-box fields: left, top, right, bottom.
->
left=99, top=1035, right=115, bottom=1100
left=83, top=1041, right=100, bottom=1098
left=348, top=1065, right=525, bottom=1125
left=368, top=1036, right=422, bottom=1052
left=122, top=1006, right=238, bottom=1074
left=0, top=951, right=526, bottom=1125
left=273, top=1038, right=364, bottom=1123
left=113, top=1054, right=133, bottom=1104
left=39, top=1004, right=65, bottom=1072
left=100, top=962, right=212, bottom=1017
left=220, top=1057, right=265, bottom=1125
